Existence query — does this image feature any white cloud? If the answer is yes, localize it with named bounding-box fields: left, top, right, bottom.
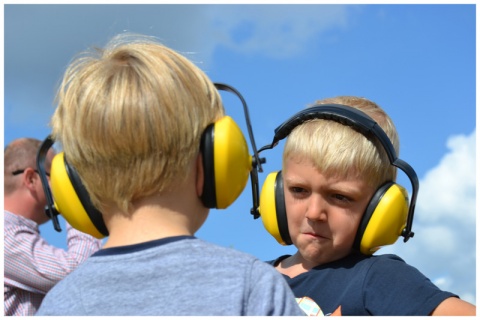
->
left=382, top=129, right=476, bottom=304
left=206, top=5, right=352, bottom=59
left=417, top=132, right=476, bottom=225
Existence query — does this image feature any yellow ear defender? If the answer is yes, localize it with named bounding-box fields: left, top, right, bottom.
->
left=249, top=104, right=419, bottom=255
left=50, top=152, right=107, bottom=239
left=353, top=182, right=410, bottom=254
left=37, top=138, right=108, bottom=239
left=258, top=171, right=290, bottom=245
left=37, top=83, right=264, bottom=238
left=200, top=116, right=252, bottom=209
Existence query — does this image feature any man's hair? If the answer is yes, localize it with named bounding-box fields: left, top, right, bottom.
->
left=51, top=33, right=224, bottom=214
left=4, top=138, right=42, bottom=194
left=283, top=96, right=399, bottom=188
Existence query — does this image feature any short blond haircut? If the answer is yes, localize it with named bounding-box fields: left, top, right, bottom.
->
left=51, top=33, right=224, bottom=214
left=283, top=96, right=399, bottom=188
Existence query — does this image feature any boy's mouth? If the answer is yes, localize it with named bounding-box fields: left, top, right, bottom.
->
left=303, top=231, right=329, bottom=240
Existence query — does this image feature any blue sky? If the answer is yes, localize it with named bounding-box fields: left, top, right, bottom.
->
left=4, top=3, right=476, bottom=304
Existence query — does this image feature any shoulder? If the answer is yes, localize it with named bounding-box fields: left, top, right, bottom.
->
left=349, top=253, right=425, bottom=282
left=288, top=254, right=410, bottom=292
left=314, top=253, right=407, bottom=275
left=4, top=210, right=38, bottom=230
left=266, top=254, right=291, bottom=267
left=332, top=252, right=406, bottom=270
left=189, top=238, right=260, bottom=263
left=36, top=272, right=84, bottom=315
left=4, top=211, right=40, bottom=250
left=365, top=253, right=418, bottom=274
left=190, top=239, right=284, bottom=279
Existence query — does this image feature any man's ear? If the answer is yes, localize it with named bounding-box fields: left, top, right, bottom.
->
left=196, top=153, right=204, bottom=198
left=23, top=167, right=37, bottom=190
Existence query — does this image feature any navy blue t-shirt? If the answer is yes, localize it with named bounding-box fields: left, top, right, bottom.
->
left=268, top=253, right=457, bottom=316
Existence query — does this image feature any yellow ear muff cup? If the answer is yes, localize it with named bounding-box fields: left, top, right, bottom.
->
left=200, top=116, right=252, bottom=209
left=212, top=116, right=252, bottom=209
left=358, top=183, right=409, bottom=255
left=50, top=152, right=105, bottom=239
left=259, top=172, right=283, bottom=244
left=259, top=171, right=292, bottom=245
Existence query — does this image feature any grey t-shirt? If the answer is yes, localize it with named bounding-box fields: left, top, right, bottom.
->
left=36, top=236, right=304, bottom=316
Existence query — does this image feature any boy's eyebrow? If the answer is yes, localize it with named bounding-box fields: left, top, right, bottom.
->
left=328, top=184, right=366, bottom=197
left=285, top=173, right=369, bottom=191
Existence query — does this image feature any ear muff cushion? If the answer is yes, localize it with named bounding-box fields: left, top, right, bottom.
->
left=355, top=182, right=409, bottom=255
left=200, top=123, right=216, bottom=208
left=50, top=152, right=107, bottom=239
left=259, top=171, right=292, bottom=245
left=201, top=116, right=252, bottom=209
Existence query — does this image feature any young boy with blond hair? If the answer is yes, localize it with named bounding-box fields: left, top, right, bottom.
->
left=36, top=33, right=304, bottom=316
left=259, top=96, right=475, bottom=315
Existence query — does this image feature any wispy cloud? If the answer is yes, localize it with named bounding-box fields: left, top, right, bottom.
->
left=206, top=5, right=352, bottom=59
left=5, top=4, right=356, bottom=133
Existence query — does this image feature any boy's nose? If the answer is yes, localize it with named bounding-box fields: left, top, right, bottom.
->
left=304, top=195, right=328, bottom=221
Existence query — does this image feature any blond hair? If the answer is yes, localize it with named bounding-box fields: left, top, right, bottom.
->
left=51, top=33, right=224, bottom=214
left=283, top=96, right=399, bottom=188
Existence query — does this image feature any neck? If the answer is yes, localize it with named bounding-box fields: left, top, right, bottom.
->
left=275, top=252, right=313, bottom=278
left=102, top=187, right=208, bottom=248
left=4, top=191, right=43, bottom=224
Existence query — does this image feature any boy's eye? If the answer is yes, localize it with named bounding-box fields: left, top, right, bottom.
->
left=290, top=186, right=306, bottom=194
left=288, top=186, right=310, bottom=198
left=332, top=193, right=351, bottom=203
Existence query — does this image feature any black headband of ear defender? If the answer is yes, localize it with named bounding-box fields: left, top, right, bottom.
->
left=213, top=82, right=264, bottom=172
left=250, top=104, right=418, bottom=243
left=36, top=83, right=265, bottom=234
left=37, top=136, right=62, bottom=232
left=215, top=83, right=266, bottom=214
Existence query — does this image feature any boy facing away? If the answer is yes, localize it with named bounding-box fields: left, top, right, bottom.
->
left=259, top=96, right=475, bottom=315
left=35, top=33, right=304, bottom=316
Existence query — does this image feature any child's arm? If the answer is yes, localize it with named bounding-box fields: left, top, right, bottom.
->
left=331, top=306, right=342, bottom=316
left=430, top=297, right=476, bottom=316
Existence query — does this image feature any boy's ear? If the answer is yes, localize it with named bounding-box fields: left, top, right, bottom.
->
left=196, top=153, right=204, bottom=198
